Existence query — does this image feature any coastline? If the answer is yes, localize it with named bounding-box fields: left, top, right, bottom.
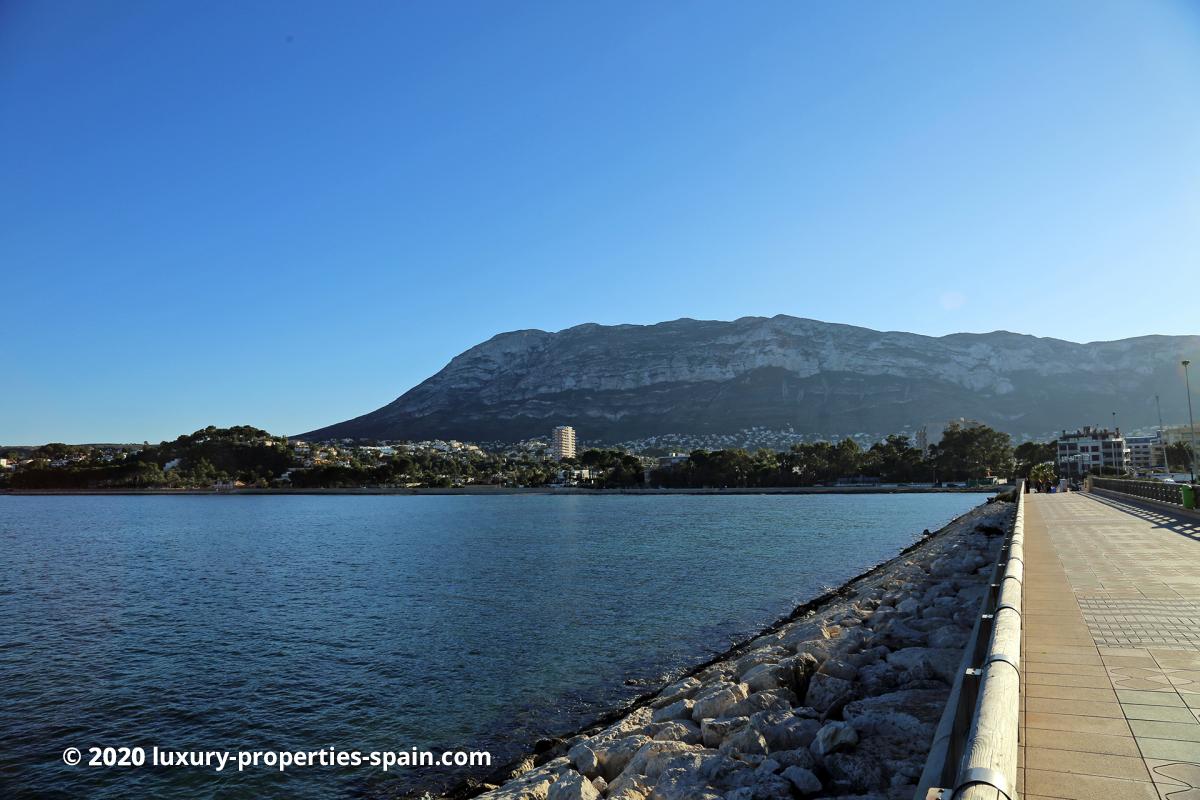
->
left=1, top=486, right=1004, bottom=497
left=407, top=494, right=1012, bottom=800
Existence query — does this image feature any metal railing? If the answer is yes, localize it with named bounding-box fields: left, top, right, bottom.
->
left=916, top=480, right=1023, bottom=800
left=1090, top=477, right=1184, bottom=505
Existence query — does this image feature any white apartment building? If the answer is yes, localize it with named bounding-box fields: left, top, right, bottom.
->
left=1056, top=427, right=1130, bottom=477
left=1126, top=433, right=1168, bottom=472
left=1163, top=424, right=1200, bottom=449
left=551, top=425, right=577, bottom=460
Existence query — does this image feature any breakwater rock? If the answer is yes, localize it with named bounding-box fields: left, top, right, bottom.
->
left=473, top=499, right=1013, bottom=800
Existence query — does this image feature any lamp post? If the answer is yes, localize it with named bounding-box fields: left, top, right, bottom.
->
left=1184, top=360, right=1198, bottom=484
left=1156, top=394, right=1169, bottom=474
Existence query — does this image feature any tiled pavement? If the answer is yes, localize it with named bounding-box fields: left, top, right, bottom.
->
left=1021, top=491, right=1200, bottom=800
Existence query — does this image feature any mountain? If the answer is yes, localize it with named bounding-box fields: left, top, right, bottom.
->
left=299, top=316, right=1200, bottom=443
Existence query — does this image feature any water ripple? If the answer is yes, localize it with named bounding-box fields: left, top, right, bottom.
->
left=0, top=493, right=982, bottom=798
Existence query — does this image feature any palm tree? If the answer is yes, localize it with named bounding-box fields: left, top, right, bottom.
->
left=1029, top=461, right=1056, bottom=492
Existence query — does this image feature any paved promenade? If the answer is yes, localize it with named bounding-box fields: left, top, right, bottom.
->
left=1021, top=491, right=1200, bottom=800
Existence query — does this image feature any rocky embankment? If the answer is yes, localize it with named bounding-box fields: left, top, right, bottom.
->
left=473, top=499, right=1014, bottom=800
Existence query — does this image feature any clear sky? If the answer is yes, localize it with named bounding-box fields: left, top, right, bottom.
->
left=3, top=1, right=1200, bottom=444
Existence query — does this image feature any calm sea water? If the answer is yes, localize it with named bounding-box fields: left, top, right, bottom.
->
left=0, top=493, right=984, bottom=799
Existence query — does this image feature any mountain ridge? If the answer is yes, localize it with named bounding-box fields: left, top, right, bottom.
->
left=300, top=315, right=1200, bottom=443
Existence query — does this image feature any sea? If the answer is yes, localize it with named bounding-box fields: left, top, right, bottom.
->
left=0, top=492, right=986, bottom=798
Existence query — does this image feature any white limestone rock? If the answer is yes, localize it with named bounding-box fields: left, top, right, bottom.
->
left=691, top=682, right=749, bottom=722
left=842, top=689, right=948, bottom=735
left=885, top=647, right=962, bottom=684
left=732, top=684, right=800, bottom=715
left=624, top=740, right=697, bottom=780
left=651, top=698, right=694, bottom=723
left=650, top=719, right=702, bottom=744
left=782, top=765, right=823, bottom=795
left=480, top=758, right=573, bottom=800
left=547, top=770, right=601, bottom=800
left=740, top=662, right=789, bottom=693
left=734, top=647, right=789, bottom=677
left=771, top=747, right=817, bottom=771
left=586, top=734, right=652, bottom=781
left=928, top=625, right=970, bottom=650
left=649, top=766, right=724, bottom=800
left=895, top=597, right=920, bottom=616
left=824, top=751, right=885, bottom=792
left=803, top=672, right=853, bottom=713
left=810, top=721, right=859, bottom=757
left=606, top=770, right=652, bottom=800
left=717, top=726, right=768, bottom=757
left=750, top=708, right=821, bottom=750
left=701, top=716, right=749, bottom=748
left=651, top=677, right=703, bottom=709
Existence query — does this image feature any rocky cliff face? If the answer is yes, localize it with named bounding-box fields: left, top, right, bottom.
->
left=300, top=316, right=1200, bottom=442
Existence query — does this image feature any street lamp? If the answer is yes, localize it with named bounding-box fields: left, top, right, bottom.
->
left=1156, top=394, right=1169, bottom=474
left=1184, top=360, right=1198, bottom=484
left=1071, top=451, right=1087, bottom=481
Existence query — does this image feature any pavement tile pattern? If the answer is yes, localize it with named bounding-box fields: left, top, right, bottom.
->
left=1078, top=599, right=1200, bottom=648
left=1021, top=492, right=1200, bottom=800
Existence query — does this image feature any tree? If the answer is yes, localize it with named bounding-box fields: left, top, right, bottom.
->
left=132, top=461, right=165, bottom=487
left=785, top=442, right=836, bottom=485
left=188, top=457, right=218, bottom=485
left=579, top=449, right=608, bottom=467
left=1014, top=440, right=1057, bottom=478
left=1167, top=442, right=1194, bottom=472
left=1029, top=461, right=1056, bottom=489
left=928, top=422, right=1014, bottom=481
left=863, top=435, right=925, bottom=482
left=34, top=443, right=79, bottom=460
left=833, top=439, right=862, bottom=477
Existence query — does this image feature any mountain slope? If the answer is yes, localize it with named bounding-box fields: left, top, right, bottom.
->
left=299, top=316, right=1200, bottom=442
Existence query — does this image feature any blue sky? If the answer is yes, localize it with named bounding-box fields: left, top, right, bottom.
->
left=3, top=1, right=1200, bottom=444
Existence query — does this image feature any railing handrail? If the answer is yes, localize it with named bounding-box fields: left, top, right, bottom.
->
left=916, top=480, right=1023, bottom=800
left=1090, top=476, right=1186, bottom=506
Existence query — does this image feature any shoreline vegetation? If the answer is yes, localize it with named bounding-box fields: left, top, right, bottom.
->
left=413, top=496, right=1014, bottom=800
left=1, top=421, right=1030, bottom=493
